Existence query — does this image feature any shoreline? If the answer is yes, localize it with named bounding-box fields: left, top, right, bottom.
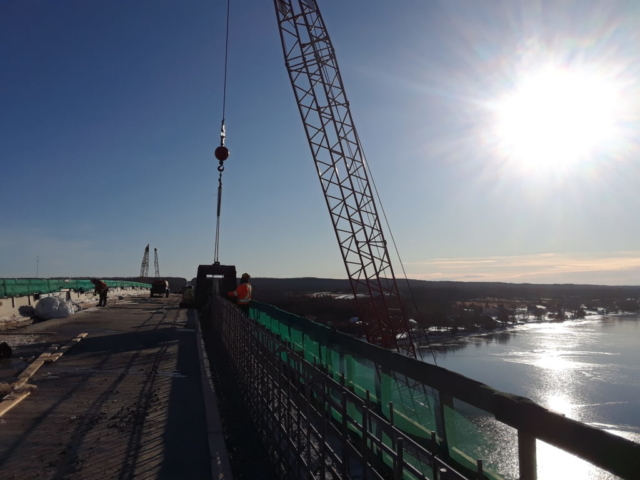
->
left=416, top=311, right=638, bottom=348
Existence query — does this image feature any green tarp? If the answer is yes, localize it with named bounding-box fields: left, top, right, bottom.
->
left=0, top=278, right=151, bottom=298
left=249, top=301, right=508, bottom=480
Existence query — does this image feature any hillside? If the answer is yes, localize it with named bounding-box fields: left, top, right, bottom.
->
left=251, top=277, right=640, bottom=333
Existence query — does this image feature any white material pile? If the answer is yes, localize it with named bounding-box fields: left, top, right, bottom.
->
left=34, top=297, right=76, bottom=320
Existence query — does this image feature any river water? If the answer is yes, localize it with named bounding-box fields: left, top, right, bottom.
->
left=423, top=314, right=640, bottom=480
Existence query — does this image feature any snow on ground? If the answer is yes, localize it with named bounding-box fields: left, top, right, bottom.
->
left=0, top=290, right=149, bottom=329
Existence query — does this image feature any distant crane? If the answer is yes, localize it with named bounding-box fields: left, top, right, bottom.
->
left=154, top=248, right=160, bottom=278
left=140, top=244, right=150, bottom=278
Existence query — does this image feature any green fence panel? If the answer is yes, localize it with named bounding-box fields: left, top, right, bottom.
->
left=0, top=278, right=151, bottom=298
left=71, top=280, right=85, bottom=292
left=4, top=279, right=33, bottom=296
left=351, top=356, right=377, bottom=402
left=302, top=335, right=320, bottom=364
left=445, top=400, right=512, bottom=480
left=48, top=280, right=66, bottom=293
left=332, top=348, right=343, bottom=382
left=1, top=279, right=15, bottom=297
left=76, top=280, right=95, bottom=292
left=250, top=301, right=518, bottom=480
left=3, top=279, right=16, bottom=296
left=290, top=324, right=304, bottom=353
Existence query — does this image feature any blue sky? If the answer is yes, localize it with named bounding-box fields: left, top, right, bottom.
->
left=2, top=0, right=640, bottom=285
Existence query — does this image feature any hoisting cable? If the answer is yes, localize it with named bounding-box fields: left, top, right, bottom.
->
left=220, top=0, right=231, bottom=126
left=354, top=129, right=439, bottom=367
left=213, top=169, right=224, bottom=263
left=213, top=0, right=232, bottom=265
left=317, top=47, right=438, bottom=365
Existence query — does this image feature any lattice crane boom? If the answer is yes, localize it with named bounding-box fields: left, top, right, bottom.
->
left=273, top=0, right=417, bottom=357
left=154, top=248, right=160, bottom=278
left=140, top=244, right=150, bottom=278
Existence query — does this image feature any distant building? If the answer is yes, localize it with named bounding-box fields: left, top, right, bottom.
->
left=310, top=292, right=332, bottom=298
left=335, top=293, right=369, bottom=300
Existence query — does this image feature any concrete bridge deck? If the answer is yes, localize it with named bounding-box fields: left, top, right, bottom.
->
left=0, top=295, right=229, bottom=480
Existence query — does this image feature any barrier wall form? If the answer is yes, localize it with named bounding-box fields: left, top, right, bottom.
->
left=0, top=279, right=151, bottom=299
left=208, top=296, right=640, bottom=480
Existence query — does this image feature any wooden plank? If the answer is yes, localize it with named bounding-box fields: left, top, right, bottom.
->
left=14, top=344, right=60, bottom=387
left=45, top=333, right=88, bottom=364
left=13, top=333, right=87, bottom=386
left=0, top=392, right=31, bottom=417
left=1, top=333, right=89, bottom=417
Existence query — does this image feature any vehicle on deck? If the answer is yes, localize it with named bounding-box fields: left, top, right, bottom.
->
left=150, top=280, right=170, bottom=298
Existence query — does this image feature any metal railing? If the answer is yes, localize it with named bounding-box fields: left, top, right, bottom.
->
left=208, top=296, right=469, bottom=479
left=203, top=296, right=640, bottom=480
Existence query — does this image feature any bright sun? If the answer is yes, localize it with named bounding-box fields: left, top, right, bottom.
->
left=493, top=66, right=623, bottom=170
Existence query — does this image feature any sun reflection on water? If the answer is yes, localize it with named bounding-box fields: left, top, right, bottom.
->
left=534, top=354, right=578, bottom=372
left=433, top=316, right=640, bottom=479
left=545, top=394, right=574, bottom=417
left=537, top=441, right=616, bottom=480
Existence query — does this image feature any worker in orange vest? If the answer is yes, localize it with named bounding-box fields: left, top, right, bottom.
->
left=228, top=273, right=252, bottom=315
left=91, top=278, right=109, bottom=307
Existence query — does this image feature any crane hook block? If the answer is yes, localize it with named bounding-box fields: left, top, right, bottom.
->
left=215, top=146, right=230, bottom=162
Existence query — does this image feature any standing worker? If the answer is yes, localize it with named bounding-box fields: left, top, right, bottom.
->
left=228, top=273, right=252, bottom=315
left=91, top=278, right=109, bottom=307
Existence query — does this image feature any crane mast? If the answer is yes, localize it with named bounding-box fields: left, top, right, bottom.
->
left=140, top=244, right=150, bottom=278
left=273, top=0, right=417, bottom=357
left=154, top=248, right=160, bottom=278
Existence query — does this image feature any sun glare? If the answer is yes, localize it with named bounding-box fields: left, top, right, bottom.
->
left=493, top=66, right=623, bottom=170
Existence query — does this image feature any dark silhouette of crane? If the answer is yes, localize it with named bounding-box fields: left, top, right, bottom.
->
left=154, top=248, right=160, bottom=278
left=274, top=0, right=417, bottom=357
left=139, top=244, right=150, bottom=278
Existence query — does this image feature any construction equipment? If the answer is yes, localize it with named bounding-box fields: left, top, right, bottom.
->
left=192, top=0, right=237, bottom=313
left=194, top=264, right=237, bottom=310
left=205, top=0, right=419, bottom=357
left=271, top=2, right=440, bottom=463
left=274, top=0, right=417, bottom=357
left=139, top=244, right=150, bottom=278
left=150, top=279, right=170, bottom=298
left=154, top=248, right=160, bottom=278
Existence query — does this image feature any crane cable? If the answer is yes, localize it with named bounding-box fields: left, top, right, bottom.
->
left=214, top=169, right=223, bottom=264
left=313, top=43, right=439, bottom=365
left=214, top=0, right=231, bottom=265
left=302, top=17, right=438, bottom=365
left=354, top=129, right=439, bottom=367
left=220, top=0, right=231, bottom=127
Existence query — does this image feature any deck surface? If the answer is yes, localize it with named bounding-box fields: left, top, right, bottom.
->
left=0, top=295, right=213, bottom=480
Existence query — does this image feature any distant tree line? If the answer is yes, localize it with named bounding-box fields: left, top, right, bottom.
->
left=106, top=277, right=188, bottom=291
left=49, top=276, right=189, bottom=292
left=252, top=277, right=640, bottom=335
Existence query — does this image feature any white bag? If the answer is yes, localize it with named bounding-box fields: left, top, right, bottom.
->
left=35, top=297, right=76, bottom=320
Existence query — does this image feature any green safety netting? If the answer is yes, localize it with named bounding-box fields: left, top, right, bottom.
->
left=0, top=278, right=151, bottom=298
left=249, top=301, right=513, bottom=480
